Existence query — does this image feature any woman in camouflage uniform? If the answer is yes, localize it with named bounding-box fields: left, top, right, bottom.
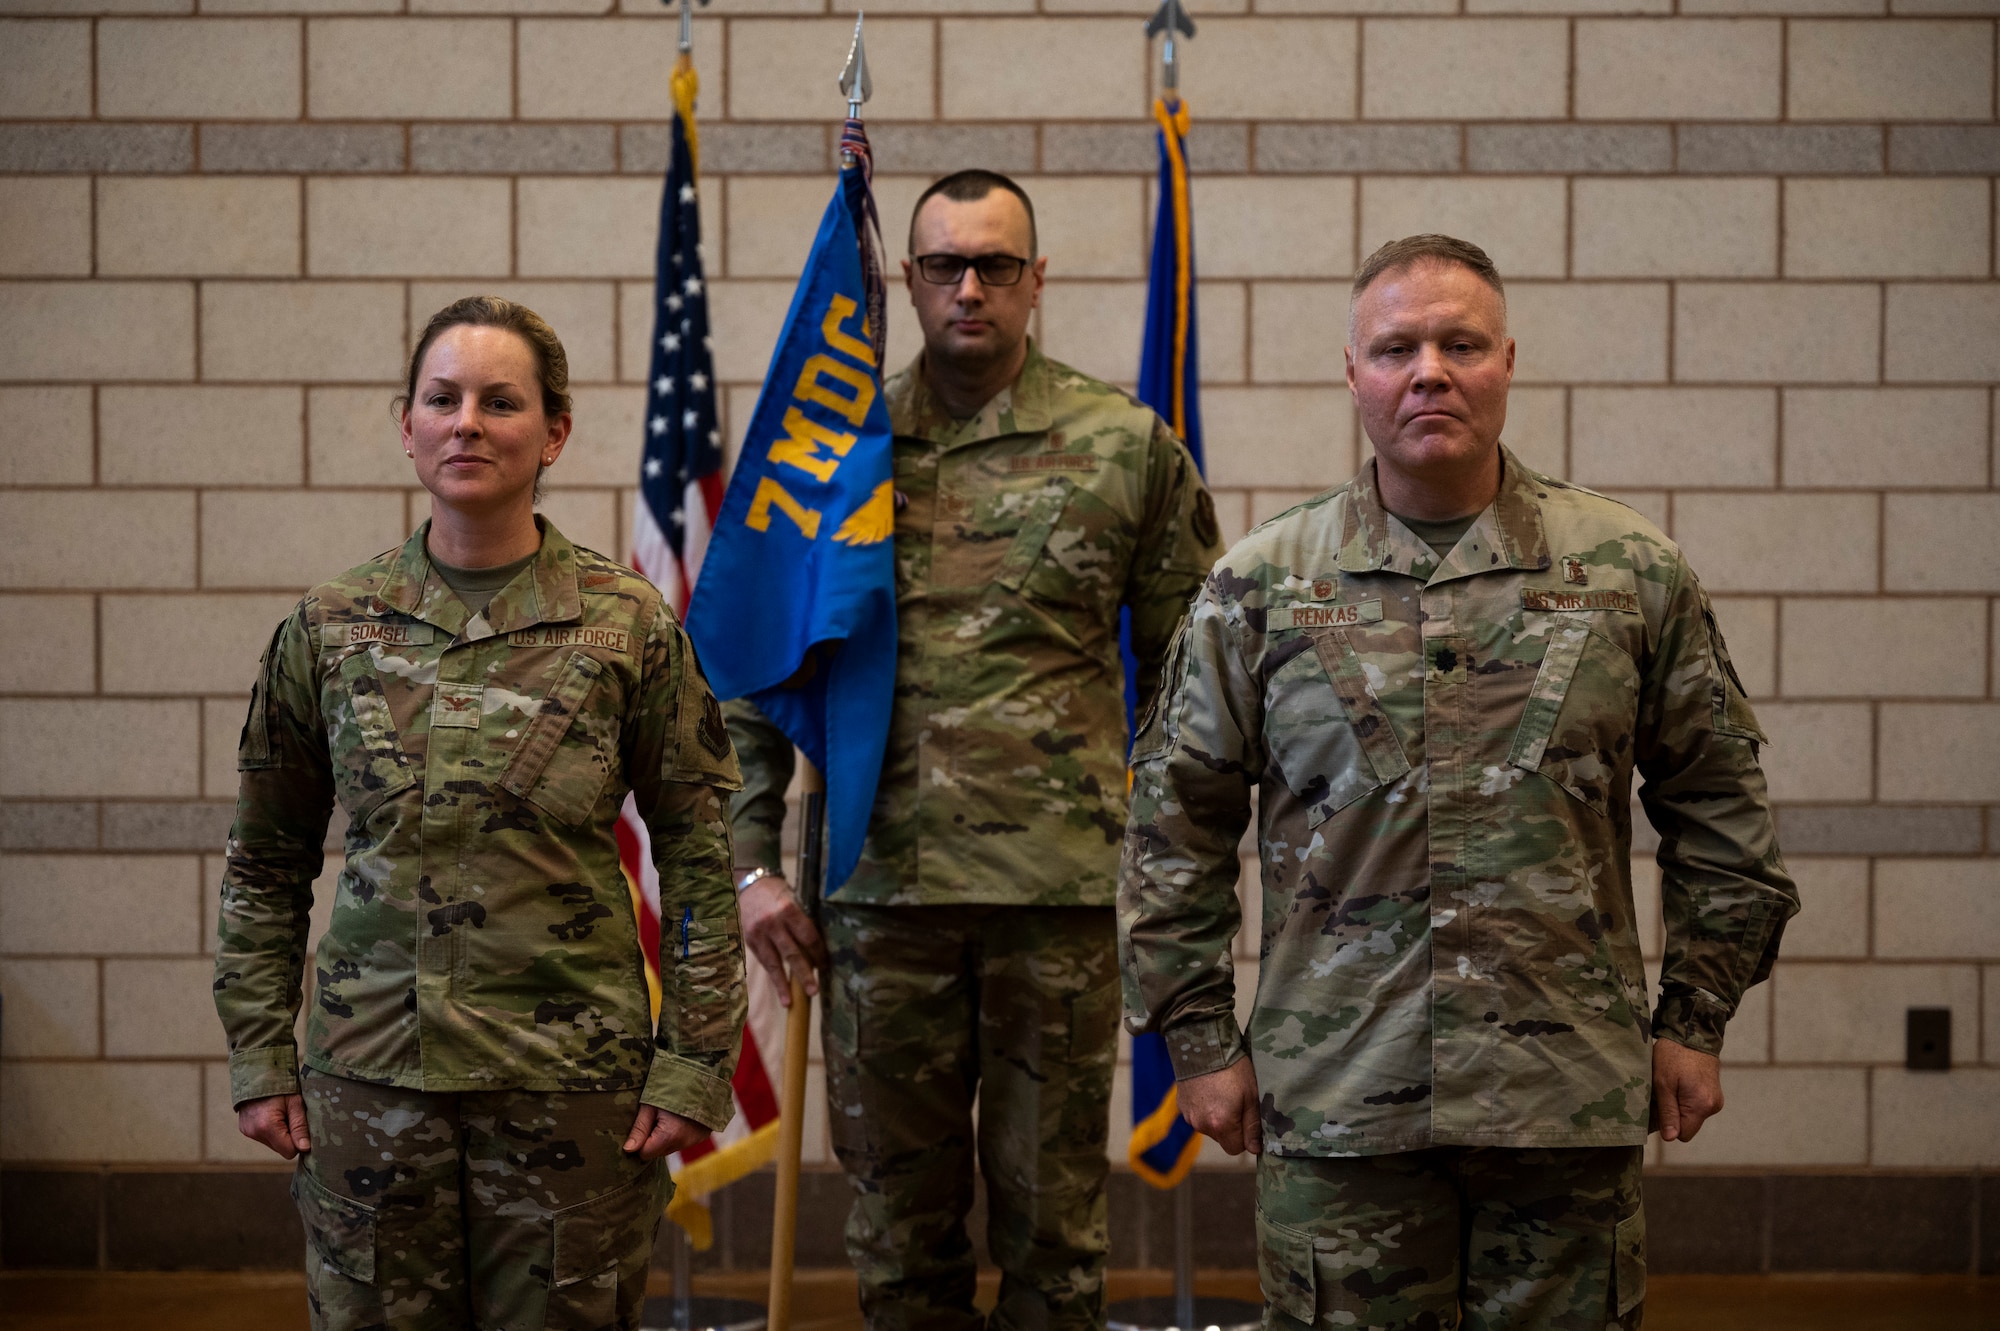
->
left=213, top=297, right=746, bottom=1331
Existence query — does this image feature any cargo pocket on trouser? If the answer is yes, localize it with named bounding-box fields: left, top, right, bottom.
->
left=294, top=1168, right=377, bottom=1330
left=1067, top=980, right=1120, bottom=1064
left=1256, top=1209, right=1318, bottom=1329
left=547, top=1163, right=670, bottom=1331
left=1613, top=1209, right=1647, bottom=1323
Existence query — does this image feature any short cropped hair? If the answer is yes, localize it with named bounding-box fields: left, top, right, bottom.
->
left=1352, top=234, right=1505, bottom=303
left=1348, top=235, right=1507, bottom=342
left=908, top=169, right=1039, bottom=258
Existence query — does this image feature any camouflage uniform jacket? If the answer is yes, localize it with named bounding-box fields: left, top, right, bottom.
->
left=1119, top=450, right=1798, bottom=1155
left=731, top=341, right=1221, bottom=906
left=214, top=519, right=746, bottom=1130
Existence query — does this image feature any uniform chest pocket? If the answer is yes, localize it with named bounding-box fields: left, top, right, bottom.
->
left=998, top=478, right=1128, bottom=615
left=326, top=650, right=419, bottom=824
left=1263, top=630, right=1412, bottom=827
left=1507, top=622, right=1640, bottom=816
left=500, top=650, right=614, bottom=827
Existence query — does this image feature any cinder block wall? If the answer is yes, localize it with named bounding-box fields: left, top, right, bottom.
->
left=1, top=0, right=1997, bottom=1275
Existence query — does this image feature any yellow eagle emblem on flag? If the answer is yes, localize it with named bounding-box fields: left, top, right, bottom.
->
left=832, top=480, right=894, bottom=546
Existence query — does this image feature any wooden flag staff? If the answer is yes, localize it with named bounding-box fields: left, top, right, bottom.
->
left=770, top=22, right=871, bottom=1324
left=766, top=757, right=823, bottom=1331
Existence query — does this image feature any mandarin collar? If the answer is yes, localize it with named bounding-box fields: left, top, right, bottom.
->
left=377, top=516, right=584, bottom=641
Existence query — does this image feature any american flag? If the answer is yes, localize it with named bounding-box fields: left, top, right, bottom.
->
left=619, top=54, right=784, bottom=1252
left=628, top=68, right=722, bottom=609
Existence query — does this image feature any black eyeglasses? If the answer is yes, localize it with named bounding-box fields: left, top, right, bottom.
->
left=914, top=253, right=1030, bottom=287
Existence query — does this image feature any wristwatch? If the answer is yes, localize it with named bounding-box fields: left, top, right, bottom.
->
left=736, top=866, right=774, bottom=893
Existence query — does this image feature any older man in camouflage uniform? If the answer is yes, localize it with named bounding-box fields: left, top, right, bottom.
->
left=729, top=169, right=1221, bottom=1331
left=1119, top=235, right=1798, bottom=1330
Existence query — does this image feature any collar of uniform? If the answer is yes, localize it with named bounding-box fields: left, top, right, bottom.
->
left=887, top=339, right=1054, bottom=449
left=1336, top=445, right=1551, bottom=581
left=378, top=517, right=584, bottom=641
left=481, top=517, right=583, bottom=636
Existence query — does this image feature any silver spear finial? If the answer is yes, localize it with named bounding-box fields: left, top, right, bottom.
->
left=839, top=13, right=871, bottom=166
left=839, top=13, right=872, bottom=120
left=1144, top=0, right=1196, bottom=96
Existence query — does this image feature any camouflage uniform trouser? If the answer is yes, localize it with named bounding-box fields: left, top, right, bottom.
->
left=821, top=903, right=1120, bottom=1331
left=1256, top=1146, right=1645, bottom=1331
left=294, top=1065, right=672, bottom=1331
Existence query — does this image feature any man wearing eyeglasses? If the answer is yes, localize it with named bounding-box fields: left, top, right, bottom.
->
left=726, top=169, right=1221, bottom=1331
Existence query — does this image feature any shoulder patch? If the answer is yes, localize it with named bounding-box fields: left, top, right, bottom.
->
left=698, top=692, right=730, bottom=757
left=667, top=641, right=744, bottom=792
left=1192, top=489, right=1219, bottom=547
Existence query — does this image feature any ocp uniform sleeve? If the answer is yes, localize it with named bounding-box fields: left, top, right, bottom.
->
left=1124, top=419, right=1224, bottom=708
left=1118, top=588, right=1262, bottom=1081
left=722, top=697, right=796, bottom=875
left=626, top=598, right=746, bottom=1129
left=1637, top=555, right=1799, bottom=1056
left=214, top=602, right=334, bottom=1108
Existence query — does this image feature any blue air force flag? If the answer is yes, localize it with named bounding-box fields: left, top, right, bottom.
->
left=684, top=148, right=895, bottom=895
left=1128, top=94, right=1207, bottom=1191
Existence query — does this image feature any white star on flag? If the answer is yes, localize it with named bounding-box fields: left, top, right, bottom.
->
left=644, top=457, right=664, bottom=478
left=689, top=372, right=708, bottom=391
left=654, top=376, right=673, bottom=395
left=683, top=408, right=699, bottom=429
left=684, top=277, right=703, bottom=296
left=649, top=416, right=668, bottom=437
left=662, top=333, right=681, bottom=352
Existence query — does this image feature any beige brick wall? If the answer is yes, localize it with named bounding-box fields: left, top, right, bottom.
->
left=0, top=0, right=1993, bottom=1185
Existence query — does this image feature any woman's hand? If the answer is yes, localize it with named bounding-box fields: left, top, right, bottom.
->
left=624, top=1105, right=709, bottom=1161
left=238, top=1093, right=312, bottom=1159
left=739, top=874, right=825, bottom=1007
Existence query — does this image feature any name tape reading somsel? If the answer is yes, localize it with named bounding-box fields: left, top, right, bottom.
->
left=321, top=622, right=435, bottom=647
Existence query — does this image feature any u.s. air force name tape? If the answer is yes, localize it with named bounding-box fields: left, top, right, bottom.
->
left=1522, top=589, right=1639, bottom=614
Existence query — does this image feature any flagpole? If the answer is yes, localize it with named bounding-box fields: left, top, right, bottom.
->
left=768, top=27, right=873, bottom=1323
left=1110, top=6, right=1256, bottom=1331
left=767, top=757, right=822, bottom=1331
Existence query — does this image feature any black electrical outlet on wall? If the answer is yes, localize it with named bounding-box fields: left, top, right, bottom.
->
left=1906, top=1007, right=1951, bottom=1070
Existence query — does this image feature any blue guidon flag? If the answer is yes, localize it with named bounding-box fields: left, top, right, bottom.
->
left=685, top=122, right=895, bottom=895
left=1128, top=92, right=1208, bottom=1191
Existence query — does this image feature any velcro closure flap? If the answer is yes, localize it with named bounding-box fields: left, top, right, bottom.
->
left=994, top=479, right=1074, bottom=592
